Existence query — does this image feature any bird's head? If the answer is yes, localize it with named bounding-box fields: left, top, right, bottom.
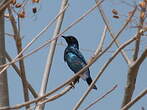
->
left=62, top=35, right=79, bottom=49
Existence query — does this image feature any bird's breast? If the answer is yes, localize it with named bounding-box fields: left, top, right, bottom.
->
left=65, top=52, right=85, bottom=72
left=65, top=53, right=78, bottom=63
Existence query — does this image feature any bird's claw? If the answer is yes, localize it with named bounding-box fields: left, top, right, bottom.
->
left=70, top=82, right=75, bottom=88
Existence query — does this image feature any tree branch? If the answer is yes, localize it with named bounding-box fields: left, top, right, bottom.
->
left=37, top=86, right=72, bottom=105
left=121, top=89, right=147, bottom=110
left=36, top=0, right=68, bottom=110
left=121, top=47, right=147, bottom=107
left=0, top=0, right=11, bottom=12
left=72, top=33, right=137, bottom=110
left=5, top=51, right=38, bottom=98
left=84, top=85, right=117, bottom=110
left=95, top=0, right=137, bottom=65
left=94, top=25, right=107, bottom=55
left=133, top=48, right=147, bottom=67
left=0, top=2, right=69, bottom=75
left=0, top=24, right=135, bottom=110
left=133, top=1, right=147, bottom=61
left=0, top=3, right=9, bottom=108
left=0, top=0, right=104, bottom=75
left=8, top=6, right=30, bottom=109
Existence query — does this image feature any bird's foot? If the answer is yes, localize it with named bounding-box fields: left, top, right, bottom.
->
left=73, top=76, right=80, bottom=84
left=70, top=82, right=75, bottom=88
left=70, top=77, right=80, bottom=88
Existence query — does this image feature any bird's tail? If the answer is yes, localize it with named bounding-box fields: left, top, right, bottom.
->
left=86, top=77, right=97, bottom=90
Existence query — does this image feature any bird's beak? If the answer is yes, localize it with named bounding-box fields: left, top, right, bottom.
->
left=61, top=35, right=66, bottom=39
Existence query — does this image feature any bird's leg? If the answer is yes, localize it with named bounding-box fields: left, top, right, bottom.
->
left=73, top=76, right=80, bottom=84
left=70, top=76, right=80, bottom=88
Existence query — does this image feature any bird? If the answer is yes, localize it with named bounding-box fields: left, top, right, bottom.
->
left=62, top=35, right=97, bottom=90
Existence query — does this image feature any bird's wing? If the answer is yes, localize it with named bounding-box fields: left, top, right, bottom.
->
left=64, top=47, right=87, bottom=64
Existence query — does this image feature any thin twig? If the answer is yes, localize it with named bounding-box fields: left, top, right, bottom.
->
left=18, top=0, right=29, bottom=13
left=0, top=21, right=134, bottom=110
left=0, top=3, right=69, bottom=74
left=26, top=86, right=72, bottom=110
left=72, top=5, right=137, bottom=110
left=0, top=0, right=11, bottom=12
left=0, top=0, right=104, bottom=71
left=94, top=25, right=107, bottom=55
left=1, top=4, right=136, bottom=108
left=121, top=4, right=146, bottom=104
left=72, top=34, right=137, bottom=110
left=0, top=0, right=104, bottom=73
left=38, top=86, right=72, bottom=105
left=5, top=51, right=38, bottom=98
left=83, top=85, right=117, bottom=110
left=0, top=43, right=139, bottom=72
left=0, top=2, right=125, bottom=110
left=96, top=0, right=137, bottom=65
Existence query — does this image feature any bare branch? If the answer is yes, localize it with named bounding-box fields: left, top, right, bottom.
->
left=121, top=47, right=147, bottom=107
left=1, top=1, right=145, bottom=110
left=96, top=0, right=137, bottom=65
left=84, top=85, right=117, bottom=110
left=8, top=6, right=30, bottom=108
left=6, top=86, right=73, bottom=110
left=0, top=3, right=9, bottom=108
left=5, top=51, right=38, bottom=98
left=72, top=33, right=137, bottom=110
left=133, top=48, right=147, bottom=67
left=71, top=5, right=137, bottom=110
left=121, top=89, right=147, bottom=110
left=1, top=1, right=131, bottom=109
left=36, top=0, right=68, bottom=110
left=0, top=3, right=69, bottom=75
left=0, top=0, right=104, bottom=73
left=0, top=0, right=11, bottom=12
left=133, top=1, right=147, bottom=61
left=38, top=86, right=72, bottom=105
left=0, top=26, right=136, bottom=110
left=94, top=25, right=107, bottom=55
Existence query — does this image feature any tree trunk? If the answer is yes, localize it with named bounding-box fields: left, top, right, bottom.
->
left=0, top=2, right=9, bottom=108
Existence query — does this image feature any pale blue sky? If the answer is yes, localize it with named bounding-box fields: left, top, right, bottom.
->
left=5, top=0, right=146, bottom=110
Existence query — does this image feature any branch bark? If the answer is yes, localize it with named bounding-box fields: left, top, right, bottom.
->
left=0, top=2, right=9, bottom=108
left=36, top=0, right=68, bottom=110
left=94, top=25, right=107, bottom=55
left=5, top=51, right=38, bottom=98
left=72, top=34, right=137, bottom=110
left=120, top=1, right=147, bottom=108
left=8, top=6, right=30, bottom=109
left=121, top=89, right=147, bottom=110
left=121, top=47, right=147, bottom=107
left=0, top=0, right=11, bottom=12
left=133, top=1, right=147, bottom=61
left=95, top=0, right=137, bottom=65
left=84, top=85, right=117, bottom=110
left=0, top=26, right=136, bottom=110
left=0, top=0, right=104, bottom=75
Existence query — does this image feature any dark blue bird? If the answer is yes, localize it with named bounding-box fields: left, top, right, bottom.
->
left=62, top=35, right=97, bottom=90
